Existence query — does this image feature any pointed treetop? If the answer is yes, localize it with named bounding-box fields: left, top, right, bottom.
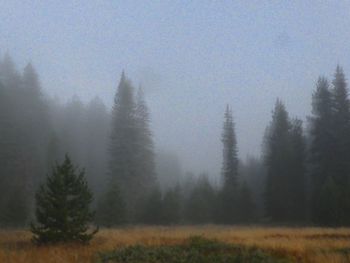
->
left=120, top=70, right=126, bottom=82
left=332, top=65, right=346, bottom=89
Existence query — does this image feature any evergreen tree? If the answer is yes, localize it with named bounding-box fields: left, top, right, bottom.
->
left=139, top=186, right=163, bottom=225
left=307, top=69, right=350, bottom=225
left=162, top=185, right=182, bottom=225
left=220, top=105, right=239, bottom=223
left=236, top=181, right=256, bottom=223
left=330, top=66, right=350, bottom=224
left=96, top=179, right=125, bottom=227
left=309, top=77, right=333, bottom=194
left=135, top=87, right=157, bottom=194
left=330, top=66, right=350, bottom=186
left=84, top=97, right=109, bottom=196
left=317, top=176, right=341, bottom=226
left=288, top=118, right=306, bottom=222
left=31, top=155, right=97, bottom=244
left=184, top=175, right=216, bottom=224
left=264, top=99, right=291, bottom=222
left=109, top=72, right=138, bottom=220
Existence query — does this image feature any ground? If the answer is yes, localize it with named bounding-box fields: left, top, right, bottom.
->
left=0, top=226, right=350, bottom=263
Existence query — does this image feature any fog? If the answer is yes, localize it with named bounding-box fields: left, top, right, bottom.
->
left=2, top=2, right=350, bottom=227
left=3, top=1, right=350, bottom=177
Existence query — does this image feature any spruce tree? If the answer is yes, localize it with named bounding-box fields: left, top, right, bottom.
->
left=236, top=181, right=256, bottom=223
left=185, top=174, right=216, bottom=224
left=331, top=66, right=350, bottom=186
left=162, top=185, right=182, bottom=225
left=139, top=186, right=163, bottom=225
left=220, top=105, right=239, bottom=223
left=264, top=99, right=291, bottom=222
left=109, top=72, right=138, bottom=220
left=330, top=66, right=350, bottom=224
left=96, top=179, right=125, bottom=227
left=309, top=77, right=338, bottom=225
left=135, top=87, right=157, bottom=195
left=288, top=118, right=306, bottom=222
left=31, top=155, right=97, bottom=244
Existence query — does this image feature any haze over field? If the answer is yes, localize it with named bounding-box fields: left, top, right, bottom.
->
left=3, top=1, right=350, bottom=176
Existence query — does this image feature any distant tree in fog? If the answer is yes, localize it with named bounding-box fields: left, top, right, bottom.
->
left=107, top=72, right=157, bottom=222
left=219, top=105, right=239, bottom=223
left=309, top=67, right=350, bottom=226
left=184, top=174, right=216, bottom=224
left=264, top=100, right=306, bottom=223
left=135, top=87, right=157, bottom=193
left=96, top=179, right=126, bottom=227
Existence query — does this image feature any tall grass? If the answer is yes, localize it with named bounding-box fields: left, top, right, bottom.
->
left=0, top=226, right=349, bottom=263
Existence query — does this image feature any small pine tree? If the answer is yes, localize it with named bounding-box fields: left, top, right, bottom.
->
left=31, top=155, right=97, bottom=244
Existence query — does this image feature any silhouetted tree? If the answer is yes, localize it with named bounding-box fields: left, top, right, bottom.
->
left=162, top=185, right=182, bottom=224
left=96, top=179, right=126, bottom=227
left=220, top=105, right=239, bottom=223
left=264, top=99, right=291, bottom=222
left=185, top=175, right=216, bottom=224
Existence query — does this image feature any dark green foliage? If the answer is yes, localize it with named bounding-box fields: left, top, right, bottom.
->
left=184, top=175, right=216, bottom=224
left=288, top=119, right=306, bottom=222
left=31, top=155, right=97, bottom=244
left=236, top=182, right=256, bottom=223
left=316, top=177, right=341, bottom=226
left=0, top=55, right=51, bottom=227
left=162, top=185, right=182, bottom=225
left=96, top=180, right=126, bottom=227
left=309, top=68, right=350, bottom=225
left=221, top=105, right=238, bottom=189
left=2, top=184, right=29, bottom=227
left=108, top=73, right=157, bottom=222
left=139, top=186, right=164, bottom=225
left=220, top=105, right=239, bottom=223
left=98, top=236, right=291, bottom=263
left=264, top=100, right=306, bottom=222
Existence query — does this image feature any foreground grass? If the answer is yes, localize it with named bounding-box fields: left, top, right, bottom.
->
left=0, top=226, right=350, bottom=262
left=98, top=236, right=291, bottom=263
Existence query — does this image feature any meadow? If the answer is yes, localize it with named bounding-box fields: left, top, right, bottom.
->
left=0, top=226, right=350, bottom=263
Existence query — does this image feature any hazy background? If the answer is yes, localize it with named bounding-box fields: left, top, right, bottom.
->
left=1, top=1, right=350, bottom=177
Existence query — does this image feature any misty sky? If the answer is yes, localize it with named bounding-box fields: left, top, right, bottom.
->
left=1, top=1, right=350, bottom=177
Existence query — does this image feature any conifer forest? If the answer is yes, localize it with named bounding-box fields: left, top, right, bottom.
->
left=1, top=2, right=350, bottom=263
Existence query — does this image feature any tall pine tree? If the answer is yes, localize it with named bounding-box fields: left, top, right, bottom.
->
left=220, top=105, right=239, bottom=223
left=264, top=99, right=291, bottom=222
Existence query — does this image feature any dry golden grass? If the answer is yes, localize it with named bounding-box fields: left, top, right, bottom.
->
left=0, top=226, right=350, bottom=263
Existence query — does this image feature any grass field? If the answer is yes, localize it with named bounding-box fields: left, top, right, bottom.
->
left=0, top=226, right=350, bottom=263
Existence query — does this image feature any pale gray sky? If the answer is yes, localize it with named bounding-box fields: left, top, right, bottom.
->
left=1, top=1, right=350, bottom=177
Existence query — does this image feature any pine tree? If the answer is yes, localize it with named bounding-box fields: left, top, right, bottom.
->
left=309, top=77, right=339, bottom=225
left=31, top=155, right=97, bottom=244
left=185, top=175, right=216, bottom=224
left=331, top=66, right=350, bottom=186
left=236, top=181, right=256, bottom=223
left=162, top=185, right=182, bottom=225
left=96, top=179, right=125, bottom=227
left=139, top=186, right=163, bottom=225
left=288, top=118, right=306, bottom=222
left=264, top=99, right=291, bottom=222
left=307, top=69, right=350, bottom=225
left=330, top=66, right=350, bottom=225
left=135, top=87, right=157, bottom=195
left=109, top=72, right=138, bottom=220
left=220, top=105, right=239, bottom=223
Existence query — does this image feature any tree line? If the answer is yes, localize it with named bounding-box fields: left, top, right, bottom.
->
left=0, top=52, right=349, bottom=227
